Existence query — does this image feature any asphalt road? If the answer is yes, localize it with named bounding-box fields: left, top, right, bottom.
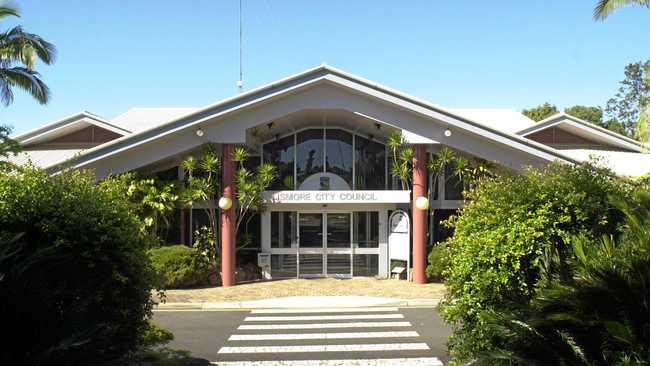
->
left=153, top=307, right=451, bottom=365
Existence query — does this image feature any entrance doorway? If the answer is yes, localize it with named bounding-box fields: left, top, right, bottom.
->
left=268, top=210, right=381, bottom=278
left=298, top=212, right=352, bottom=277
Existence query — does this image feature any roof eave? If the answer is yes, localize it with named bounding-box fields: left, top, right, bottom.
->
left=518, top=112, right=642, bottom=151
left=15, top=111, right=131, bottom=145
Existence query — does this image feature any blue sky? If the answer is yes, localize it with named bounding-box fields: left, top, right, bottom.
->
left=3, top=0, right=649, bottom=134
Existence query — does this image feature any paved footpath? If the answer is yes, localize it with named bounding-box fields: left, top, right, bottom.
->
left=154, top=307, right=450, bottom=365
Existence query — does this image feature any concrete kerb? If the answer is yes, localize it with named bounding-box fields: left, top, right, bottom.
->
left=154, top=297, right=440, bottom=311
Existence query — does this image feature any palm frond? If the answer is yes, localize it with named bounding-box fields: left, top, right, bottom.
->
left=593, top=0, right=650, bottom=21
left=0, top=26, right=57, bottom=67
left=0, top=66, right=50, bottom=105
left=0, top=4, right=20, bottom=21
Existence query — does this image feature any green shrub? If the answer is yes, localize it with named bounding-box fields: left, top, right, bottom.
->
left=475, top=191, right=650, bottom=365
left=440, top=161, right=631, bottom=363
left=148, top=245, right=211, bottom=288
left=142, top=321, right=174, bottom=348
left=0, top=167, right=158, bottom=365
left=426, top=243, right=449, bottom=282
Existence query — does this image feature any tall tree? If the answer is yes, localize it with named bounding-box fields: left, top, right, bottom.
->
left=593, top=0, right=650, bottom=20
left=639, top=66, right=650, bottom=149
left=564, top=105, right=603, bottom=124
left=522, top=102, right=558, bottom=122
left=605, top=60, right=650, bottom=137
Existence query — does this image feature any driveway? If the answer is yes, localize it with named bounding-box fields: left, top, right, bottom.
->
left=153, top=307, right=451, bottom=365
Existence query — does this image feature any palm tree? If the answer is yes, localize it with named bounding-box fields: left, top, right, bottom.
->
left=0, top=4, right=56, bottom=106
left=593, top=0, right=650, bottom=20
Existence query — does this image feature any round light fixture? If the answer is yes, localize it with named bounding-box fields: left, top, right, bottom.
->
left=196, top=128, right=204, bottom=137
left=415, top=196, right=430, bottom=210
left=444, top=129, right=452, bottom=137
left=218, top=197, right=233, bottom=210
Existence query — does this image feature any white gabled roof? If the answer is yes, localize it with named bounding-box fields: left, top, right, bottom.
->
left=111, top=107, right=198, bottom=133
left=562, top=149, right=650, bottom=177
left=14, top=111, right=130, bottom=146
left=517, top=112, right=642, bottom=152
left=48, top=64, right=576, bottom=172
left=448, top=108, right=536, bottom=134
left=7, top=149, right=83, bottom=168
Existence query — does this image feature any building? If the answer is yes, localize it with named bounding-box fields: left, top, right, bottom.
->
left=9, top=65, right=650, bottom=285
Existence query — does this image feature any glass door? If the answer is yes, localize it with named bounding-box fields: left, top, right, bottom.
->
left=326, top=213, right=352, bottom=277
left=298, top=213, right=324, bottom=276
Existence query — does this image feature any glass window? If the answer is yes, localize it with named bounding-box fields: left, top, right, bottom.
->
left=271, top=212, right=296, bottom=248
left=355, top=135, right=386, bottom=190
left=325, top=129, right=353, bottom=187
left=299, top=254, right=323, bottom=275
left=299, top=213, right=323, bottom=248
left=271, top=254, right=297, bottom=278
left=297, top=129, right=324, bottom=186
left=263, top=135, right=294, bottom=190
left=327, top=254, right=351, bottom=275
left=353, top=212, right=379, bottom=248
left=386, top=157, right=404, bottom=190
left=353, top=254, right=378, bottom=276
left=444, top=165, right=463, bottom=200
left=327, top=213, right=350, bottom=248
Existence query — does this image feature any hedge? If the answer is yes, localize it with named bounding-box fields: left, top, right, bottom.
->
left=148, top=245, right=211, bottom=288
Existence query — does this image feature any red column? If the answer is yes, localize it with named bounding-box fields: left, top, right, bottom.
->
left=412, top=144, right=427, bottom=284
left=221, top=144, right=236, bottom=287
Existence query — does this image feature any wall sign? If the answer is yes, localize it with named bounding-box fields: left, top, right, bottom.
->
left=263, top=190, right=411, bottom=204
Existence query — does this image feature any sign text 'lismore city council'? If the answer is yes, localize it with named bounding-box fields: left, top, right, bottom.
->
left=263, top=190, right=411, bottom=204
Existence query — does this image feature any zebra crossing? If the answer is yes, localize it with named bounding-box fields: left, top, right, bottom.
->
left=211, top=307, right=444, bottom=365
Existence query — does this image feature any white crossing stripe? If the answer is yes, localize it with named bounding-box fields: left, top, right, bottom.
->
left=228, top=331, right=419, bottom=341
left=244, top=314, right=404, bottom=322
left=250, top=307, right=399, bottom=314
left=238, top=321, right=412, bottom=330
left=217, top=342, right=430, bottom=354
left=211, top=357, right=443, bottom=365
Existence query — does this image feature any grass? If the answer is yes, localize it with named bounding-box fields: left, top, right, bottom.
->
left=158, top=277, right=446, bottom=303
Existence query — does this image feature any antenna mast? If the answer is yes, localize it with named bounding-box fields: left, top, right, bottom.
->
left=237, top=0, right=244, bottom=92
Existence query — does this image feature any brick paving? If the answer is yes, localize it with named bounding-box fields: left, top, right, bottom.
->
left=156, top=278, right=446, bottom=303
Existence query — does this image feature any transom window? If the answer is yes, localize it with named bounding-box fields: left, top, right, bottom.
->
left=262, top=128, right=386, bottom=190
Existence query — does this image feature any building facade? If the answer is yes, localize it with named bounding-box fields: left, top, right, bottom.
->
left=10, top=65, right=649, bottom=285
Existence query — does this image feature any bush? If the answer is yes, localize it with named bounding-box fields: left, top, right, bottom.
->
left=440, top=161, right=631, bottom=363
left=475, top=191, right=650, bottom=365
left=148, top=245, right=211, bottom=288
left=142, top=321, right=174, bottom=348
left=0, top=167, right=159, bottom=365
left=426, top=243, right=449, bottom=282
